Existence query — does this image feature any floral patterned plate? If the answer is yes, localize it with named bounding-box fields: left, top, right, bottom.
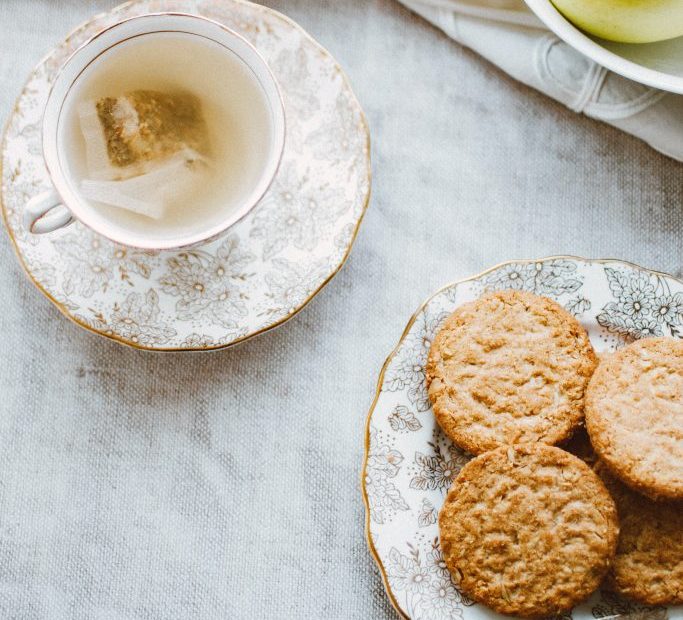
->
left=1, top=0, right=370, bottom=350
left=362, top=257, right=683, bottom=620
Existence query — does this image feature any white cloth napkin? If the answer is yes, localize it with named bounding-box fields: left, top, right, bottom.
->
left=397, top=0, right=683, bottom=161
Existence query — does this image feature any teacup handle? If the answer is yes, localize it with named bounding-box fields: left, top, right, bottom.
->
left=24, top=189, right=74, bottom=234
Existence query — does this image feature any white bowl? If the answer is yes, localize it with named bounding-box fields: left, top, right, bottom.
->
left=524, top=0, right=683, bottom=94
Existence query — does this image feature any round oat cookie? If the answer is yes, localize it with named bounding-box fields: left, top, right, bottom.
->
left=596, top=462, right=683, bottom=605
left=586, top=337, right=683, bottom=500
left=426, top=290, right=597, bottom=455
left=439, top=444, right=619, bottom=618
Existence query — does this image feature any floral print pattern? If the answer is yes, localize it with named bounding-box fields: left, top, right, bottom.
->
left=52, top=228, right=156, bottom=297
left=310, top=94, right=368, bottom=170
left=385, top=544, right=469, bottom=619
left=366, top=426, right=409, bottom=525
left=385, top=311, right=449, bottom=412
left=1, top=0, right=370, bottom=350
left=260, top=257, right=330, bottom=321
left=364, top=258, right=683, bottom=619
left=388, top=406, right=422, bottom=433
left=75, top=289, right=176, bottom=346
left=159, top=235, right=254, bottom=329
left=597, top=267, right=683, bottom=340
left=109, top=290, right=176, bottom=345
left=270, top=46, right=321, bottom=122
left=409, top=442, right=468, bottom=493
left=249, top=161, right=348, bottom=261
left=417, top=498, right=437, bottom=528
left=591, top=590, right=666, bottom=620
left=483, top=258, right=583, bottom=298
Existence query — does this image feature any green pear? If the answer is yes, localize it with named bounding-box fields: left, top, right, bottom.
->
left=551, top=0, right=683, bottom=43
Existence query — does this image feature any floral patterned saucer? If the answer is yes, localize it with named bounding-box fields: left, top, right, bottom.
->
left=362, top=257, right=683, bottom=620
left=1, top=0, right=370, bottom=350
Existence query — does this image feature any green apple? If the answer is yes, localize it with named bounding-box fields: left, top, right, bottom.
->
left=551, top=0, right=683, bottom=43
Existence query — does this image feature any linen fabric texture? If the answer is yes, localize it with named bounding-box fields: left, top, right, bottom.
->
left=1, top=1, right=682, bottom=619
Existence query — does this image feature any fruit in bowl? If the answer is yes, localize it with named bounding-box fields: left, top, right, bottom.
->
left=551, top=0, right=683, bottom=43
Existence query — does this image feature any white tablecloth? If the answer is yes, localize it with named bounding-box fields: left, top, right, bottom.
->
left=0, top=1, right=681, bottom=618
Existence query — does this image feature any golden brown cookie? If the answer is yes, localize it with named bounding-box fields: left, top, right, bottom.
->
left=427, top=290, right=597, bottom=455
left=596, top=462, right=683, bottom=605
left=586, top=337, right=683, bottom=500
left=439, top=444, right=619, bottom=618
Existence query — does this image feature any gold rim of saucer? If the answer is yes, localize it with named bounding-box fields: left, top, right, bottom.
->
left=360, top=255, right=683, bottom=620
left=0, top=0, right=372, bottom=352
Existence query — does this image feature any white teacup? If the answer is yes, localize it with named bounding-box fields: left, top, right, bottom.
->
left=25, top=12, right=285, bottom=250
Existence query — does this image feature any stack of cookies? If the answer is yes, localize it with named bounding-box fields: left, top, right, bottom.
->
left=426, top=290, right=683, bottom=618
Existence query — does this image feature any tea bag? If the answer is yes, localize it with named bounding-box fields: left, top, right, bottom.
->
left=78, top=90, right=211, bottom=219
left=80, top=148, right=208, bottom=220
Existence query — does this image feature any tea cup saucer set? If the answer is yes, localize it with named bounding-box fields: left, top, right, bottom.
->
left=1, top=0, right=370, bottom=351
left=2, top=2, right=682, bottom=620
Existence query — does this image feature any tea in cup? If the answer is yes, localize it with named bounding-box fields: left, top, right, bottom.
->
left=25, top=12, right=285, bottom=250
